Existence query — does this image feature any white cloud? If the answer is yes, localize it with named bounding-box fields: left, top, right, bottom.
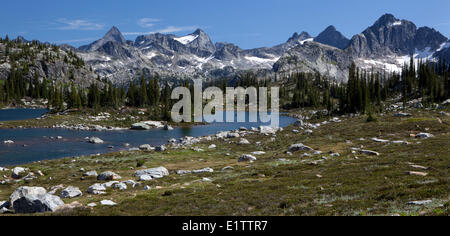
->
left=123, top=25, right=200, bottom=36
left=56, top=19, right=105, bottom=30
left=138, top=18, right=160, bottom=28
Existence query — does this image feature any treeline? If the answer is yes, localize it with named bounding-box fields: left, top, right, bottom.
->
left=282, top=57, right=450, bottom=114
left=0, top=35, right=85, bottom=69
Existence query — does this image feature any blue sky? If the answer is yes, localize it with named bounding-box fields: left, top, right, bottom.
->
left=1, top=0, right=450, bottom=49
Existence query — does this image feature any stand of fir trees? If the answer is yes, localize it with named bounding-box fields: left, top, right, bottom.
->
left=281, top=57, right=449, bottom=115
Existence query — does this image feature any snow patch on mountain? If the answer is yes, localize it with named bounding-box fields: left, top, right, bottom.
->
left=174, top=35, right=199, bottom=45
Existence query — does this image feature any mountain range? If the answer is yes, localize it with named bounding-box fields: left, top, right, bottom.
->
left=2, top=13, right=450, bottom=85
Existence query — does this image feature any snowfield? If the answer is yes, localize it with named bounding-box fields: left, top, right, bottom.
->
left=174, top=35, right=199, bottom=45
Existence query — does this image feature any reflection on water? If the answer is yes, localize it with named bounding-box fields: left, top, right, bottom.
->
left=0, top=108, right=48, bottom=122
left=0, top=111, right=295, bottom=166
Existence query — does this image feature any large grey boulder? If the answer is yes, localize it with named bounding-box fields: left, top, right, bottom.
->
left=288, top=143, right=313, bottom=152
left=134, top=166, right=169, bottom=179
left=60, top=186, right=82, bottom=199
left=11, top=167, right=27, bottom=179
left=97, top=171, right=122, bottom=181
left=9, top=186, right=64, bottom=213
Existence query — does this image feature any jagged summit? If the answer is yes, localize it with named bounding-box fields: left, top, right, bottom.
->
left=314, top=25, right=350, bottom=49
left=103, top=26, right=127, bottom=43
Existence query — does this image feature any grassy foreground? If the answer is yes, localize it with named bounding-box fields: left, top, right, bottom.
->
left=0, top=109, right=449, bottom=216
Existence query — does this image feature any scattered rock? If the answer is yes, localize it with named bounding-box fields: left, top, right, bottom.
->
left=202, top=177, right=212, bottom=182
left=352, top=148, right=380, bottom=156
left=410, top=165, right=428, bottom=170
left=330, top=153, right=340, bottom=157
left=11, top=167, right=27, bottom=179
left=60, top=186, right=82, bottom=199
left=408, top=200, right=432, bottom=206
left=164, top=125, right=174, bottom=130
left=139, top=144, right=154, bottom=151
left=134, top=166, right=169, bottom=179
left=122, top=180, right=138, bottom=188
left=221, top=166, right=234, bottom=171
left=10, top=186, right=64, bottom=213
left=87, top=203, right=97, bottom=207
left=3, top=140, right=14, bottom=144
left=238, top=154, right=257, bottom=162
left=208, top=144, right=217, bottom=149
left=304, top=129, right=313, bottom=134
left=155, top=145, right=166, bottom=152
left=113, top=182, right=127, bottom=190
left=394, top=112, right=412, bottom=117
left=88, top=137, right=104, bottom=144
left=407, top=171, right=428, bottom=176
left=238, top=138, right=250, bottom=145
left=288, top=143, right=313, bottom=152
left=144, top=185, right=151, bottom=190
left=83, top=170, right=98, bottom=177
left=192, top=167, right=214, bottom=174
left=97, top=171, right=122, bottom=181
left=415, top=133, right=434, bottom=139
left=371, top=138, right=390, bottom=143
left=139, top=175, right=153, bottom=181
left=54, top=201, right=84, bottom=213
left=87, top=184, right=107, bottom=195
left=251, top=151, right=266, bottom=155
left=131, top=123, right=151, bottom=130
left=100, top=200, right=117, bottom=206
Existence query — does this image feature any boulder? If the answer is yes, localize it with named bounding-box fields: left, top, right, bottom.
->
left=100, top=200, right=117, bottom=206
left=122, top=180, right=138, bottom=188
left=164, top=125, right=174, bottom=130
left=155, top=145, right=166, bottom=152
left=238, top=154, right=257, bottom=162
left=407, top=171, right=428, bottom=176
left=113, top=182, right=127, bottom=190
left=371, top=138, right=390, bottom=143
left=11, top=167, right=27, bottom=179
left=54, top=201, right=83, bottom=213
left=87, top=184, right=107, bottom=195
left=288, top=143, right=313, bottom=152
left=408, top=200, right=432, bottom=205
left=131, top=123, right=151, bottom=130
left=83, top=170, right=98, bottom=177
left=97, top=171, right=122, bottom=181
left=238, top=138, right=250, bottom=145
left=251, top=151, right=266, bottom=155
left=139, top=144, right=154, bottom=151
left=88, top=137, right=104, bottom=144
left=9, top=186, right=64, bottom=213
left=139, top=175, right=153, bottom=181
left=192, top=167, right=214, bottom=174
left=134, top=166, right=169, bottom=179
left=415, top=133, right=433, bottom=139
left=102, top=181, right=120, bottom=188
left=60, top=186, right=82, bottom=198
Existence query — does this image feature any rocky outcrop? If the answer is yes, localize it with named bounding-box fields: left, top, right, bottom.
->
left=9, top=186, right=64, bottom=213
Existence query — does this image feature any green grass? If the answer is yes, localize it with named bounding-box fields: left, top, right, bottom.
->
left=0, top=109, right=449, bottom=216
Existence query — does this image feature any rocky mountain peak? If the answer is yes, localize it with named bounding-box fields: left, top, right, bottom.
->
left=314, top=25, right=349, bottom=49
left=103, top=26, right=126, bottom=44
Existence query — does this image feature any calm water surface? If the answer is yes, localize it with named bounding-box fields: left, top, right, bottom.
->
left=0, top=110, right=295, bottom=166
